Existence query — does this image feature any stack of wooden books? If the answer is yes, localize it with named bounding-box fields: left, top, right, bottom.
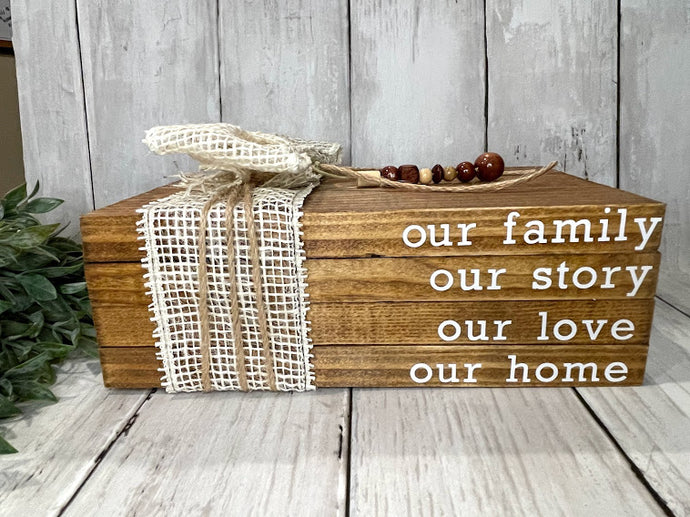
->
left=82, top=170, right=665, bottom=388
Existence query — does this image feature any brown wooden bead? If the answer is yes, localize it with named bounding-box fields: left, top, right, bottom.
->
left=399, top=164, right=420, bottom=183
left=380, top=165, right=400, bottom=181
left=431, top=164, right=444, bottom=184
left=456, top=161, right=476, bottom=183
left=474, top=152, right=505, bottom=182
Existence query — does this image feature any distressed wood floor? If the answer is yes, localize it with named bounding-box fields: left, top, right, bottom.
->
left=1, top=298, right=688, bottom=516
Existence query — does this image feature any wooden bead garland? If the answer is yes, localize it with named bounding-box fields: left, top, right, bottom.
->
left=380, top=152, right=505, bottom=185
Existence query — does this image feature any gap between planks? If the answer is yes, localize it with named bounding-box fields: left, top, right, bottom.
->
left=570, top=296, right=689, bottom=516
left=57, top=388, right=156, bottom=516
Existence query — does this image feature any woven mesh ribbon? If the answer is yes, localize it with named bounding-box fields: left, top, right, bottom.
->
left=138, top=124, right=342, bottom=392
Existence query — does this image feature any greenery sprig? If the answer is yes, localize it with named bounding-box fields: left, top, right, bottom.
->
left=0, top=183, right=96, bottom=453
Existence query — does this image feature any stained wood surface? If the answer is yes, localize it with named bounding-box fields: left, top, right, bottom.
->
left=99, top=344, right=648, bottom=388
left=12, top=1, right=94, bottom=232
left=63, top=389, right=350, bottom=517
left=88, top=297, right=654, bottom=348
left=309, top=299, right=654, bottom=345
left=619, top=0, right=690, bottom=315
left=350, top=0, right=485, bottom=166
left=577, top=299, right=690, bottom=515
left=219, top=0, right=350, bottom=160
left=486, top=0, right=618, bottom=186
left=76, top=1, right=220, bottom=208
left=348, top=388, right=664, bottom=516
left=81, top=172, right=665, bottom=262
left=0, top=358, right=150, bottom=515
left=304, top=253, right=660, bottom=302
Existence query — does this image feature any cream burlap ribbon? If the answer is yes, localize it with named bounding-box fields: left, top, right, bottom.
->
left=138, top=123, right=341, bottom=392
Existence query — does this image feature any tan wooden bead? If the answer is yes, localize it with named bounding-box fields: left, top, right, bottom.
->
left=444, top=166, right=458, bottom=181
left=419, top=168, right=433, bottom=184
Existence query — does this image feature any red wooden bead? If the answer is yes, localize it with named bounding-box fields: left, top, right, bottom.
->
left=380, top=165, right=400, bottom=181
left=456, top=161, right=476, bottom=183
left=399, top=164, right=420, bottom=183
left=474, top=152, right=505, bottom=182
left=431, top=164, right=444, bottom=184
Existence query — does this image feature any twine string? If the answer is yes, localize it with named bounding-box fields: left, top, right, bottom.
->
left=195, top=171, right=278, bottom=391
left=314, top=161, right=558, bottom=191
left=224, top=186, right=249, bottom=392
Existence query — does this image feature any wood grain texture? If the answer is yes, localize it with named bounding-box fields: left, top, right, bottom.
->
left=88, top=287, right=655, bottom=348
left=80, top=173, right=665, bottom=262
left=99, top=344, right=648, bottom=388
left=305, top=253, right=660, bottom=302
left=76, top=1, right=220, bottom=208
left=577, top=299, right=690, bottom=515
left=12, top=0, right=93, bottom=232
left=350, top=0, right=485, bottom=166
left=85, top=253, right=659, bottom=332
left=219, top=0, right=350, bottom=160
left=0, top=358, right=150, bottom=515
left=348, top=388, right=663, bottom=516
left=619, top=0, right=690, bottom=314
left=309, top=299, right=654, bottom=345
left=63, top=389, right=350, bottom=517
left=486, top=0, right=618, bottom=185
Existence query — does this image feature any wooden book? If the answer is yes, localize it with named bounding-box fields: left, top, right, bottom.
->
left=81, top=171, right=665, bottom=388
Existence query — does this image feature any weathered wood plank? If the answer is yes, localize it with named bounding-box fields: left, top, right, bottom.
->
left=0, top=358, right=150, bottom=515
left=76, top=1, right=220, bottom=208
left=350, top=0, right=485, bottom=166
left=63, top=389, right=350, bottom=517
left=99, top=344, right=649, bottom=388
left=486, top=0, right=618, bottom=185
left=12, top=0, right=93, bottom=232
left=619, top=0, right=690, bottom=314
left=348, top=388, right=663, bottom=515
left=577, top=299, right=690, bottom=515
left=219, top=0, right=350, bottom=159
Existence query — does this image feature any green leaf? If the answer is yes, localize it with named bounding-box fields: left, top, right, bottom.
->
left=4, top=352, right=52, bottom=378
left=59, top=282, right=87, bottom=295
left=10, top=224, right=60, bottom=250
left=0, top=395, right=21, bottom=418
left=37, top=297, right=73, bottom=320
left=3, top=183, right=27, bottom=211
left=33, top=263, right=83, bottom=278
left=26, top=311, right=45, bottom=338
left=23, top=198, right=63, bottom=214
left=26, top=181, right=40, bottom=201
left=0, top=435, right=18, bottom=454
left=1, top=320, right=33, bottom=339
left=13, top=381, right=58, bottom=403
left=0, top=300, right=13, bottom=316
left=8, top=339, right=35, bottom=362
left=77, top=337, right=99, bottom=357
left=0, top=245, right=18, bottom=267
left=36, top=342, right=72, bottom=360
left=49, top=237, right=82, bottom=254
left=17, top=274, right=57, bottom=301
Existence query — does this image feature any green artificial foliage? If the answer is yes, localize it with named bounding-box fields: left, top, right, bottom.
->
left=0, top=183, right=96, bottom=453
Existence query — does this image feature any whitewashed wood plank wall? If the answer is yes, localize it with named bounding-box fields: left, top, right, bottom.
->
left=12, top=0, right=690, bottom=314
